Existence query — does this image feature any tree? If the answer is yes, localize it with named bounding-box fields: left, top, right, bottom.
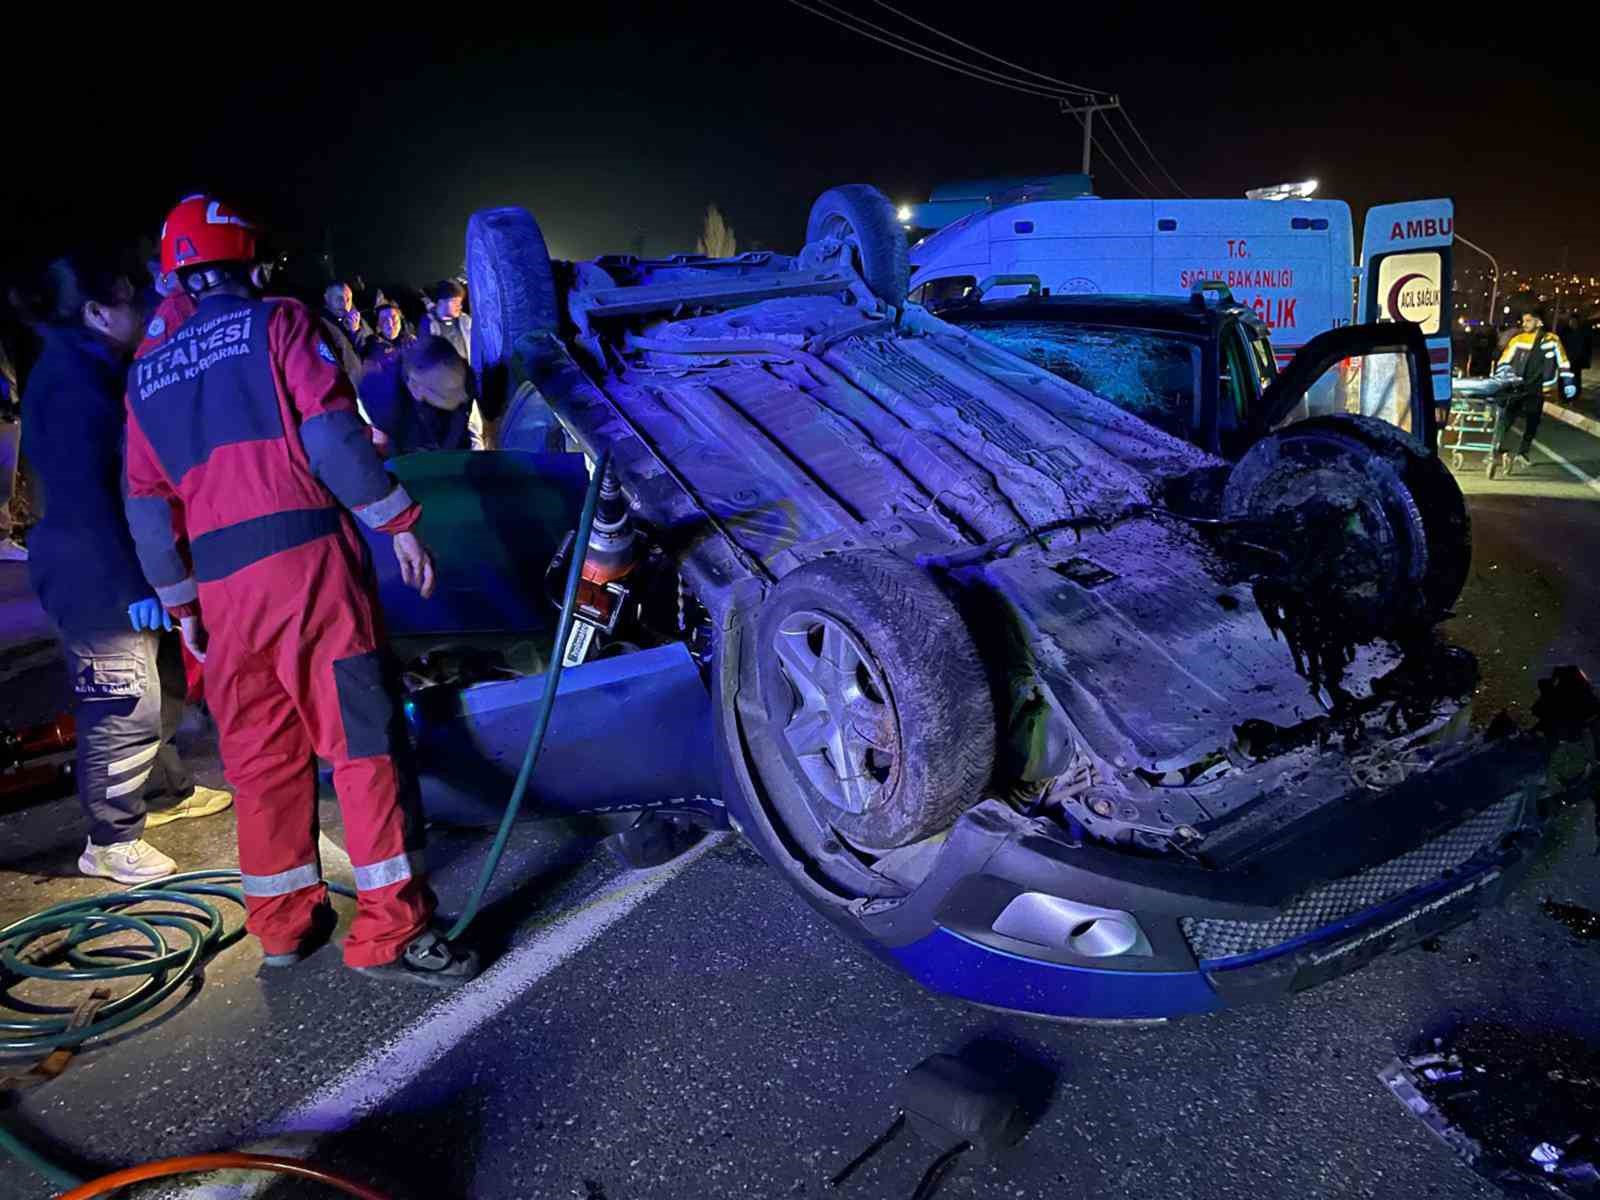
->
left=696, top=205, right=737, bottom=258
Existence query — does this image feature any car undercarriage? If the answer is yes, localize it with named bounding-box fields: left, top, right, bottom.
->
left=403, top=187, right=1600, bottom=1020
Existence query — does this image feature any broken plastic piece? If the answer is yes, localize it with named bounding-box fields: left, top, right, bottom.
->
left=830, top=1051, right=1038, bottom=1199
left=1381, top=1023, right=1600, bottom=1198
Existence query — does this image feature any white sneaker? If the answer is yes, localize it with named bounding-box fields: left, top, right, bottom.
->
left=0, top=538, right=26, bottom=562
left=144, top=785, right=234, bottom=828
left=78, top=838, right=177, bottom=885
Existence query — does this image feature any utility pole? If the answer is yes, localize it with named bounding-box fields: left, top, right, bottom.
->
left=1455, top=234, right=1500, bottom=327
left=1059, top=95, right=1121, bottom=177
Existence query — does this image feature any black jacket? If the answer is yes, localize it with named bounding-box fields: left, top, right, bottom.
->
left=21, top=327, right=151, bottom=632
left=357, top=356, right=471, bottom=454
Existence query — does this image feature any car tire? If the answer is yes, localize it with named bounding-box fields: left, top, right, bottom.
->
left=745, top=551, right=993, bottom=852
left=465, top=207, right=558, bottom=420
left=805, top=185, right=909, bottom=309
left=1224, top=413, right=1470, bottom=627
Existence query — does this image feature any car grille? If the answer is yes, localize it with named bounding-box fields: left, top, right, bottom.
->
left=1180, top=797, right=1522, bottom=963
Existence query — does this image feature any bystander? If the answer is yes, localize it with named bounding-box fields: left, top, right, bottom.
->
left=15, top=247, right=232, bottom=883
left=358, top=335, right=485, bottom=454
left=423, top=280, right=471, bottom=364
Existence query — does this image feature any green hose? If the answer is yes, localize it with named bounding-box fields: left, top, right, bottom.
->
left=0, top=870, right=350, bottom=1189
left=445, top=448, right=611, bottom=941
left=0, top=1116, right=80, bottom=1190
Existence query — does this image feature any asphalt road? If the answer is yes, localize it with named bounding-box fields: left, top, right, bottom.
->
left=3, top=413, right=1600, bottom=1200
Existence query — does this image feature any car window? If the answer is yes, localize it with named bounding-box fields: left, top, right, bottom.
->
left=913, top=275, right=978, bottom=307
left=1246, top=328, right=1278, bottom=389
left=962, top=321, right=1201, bottom=442
left=1274, top=351, right=1416, bottom=434
left=1218, top=329, right=1253, bottom=435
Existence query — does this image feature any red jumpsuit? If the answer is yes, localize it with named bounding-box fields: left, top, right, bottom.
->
left=124, top=293, right=432, bottom=967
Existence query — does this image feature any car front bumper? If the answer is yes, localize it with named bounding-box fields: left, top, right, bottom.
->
left=864, top=739, right=1555, bottom=1021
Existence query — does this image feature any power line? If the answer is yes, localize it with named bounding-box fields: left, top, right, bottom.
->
left=785, top=0, right=1166, bottom=197
left=1096, top=107, right=1164, bottom=196
left=860, top=1, right=1190, bottom=197
left=1062, top=111, right=1148, bottom=198
left=1115, top=107, right=1190, bottom=197
left=866, top=0, right=1104, bottom=98
left=786, top=1, right=1085, bottom=102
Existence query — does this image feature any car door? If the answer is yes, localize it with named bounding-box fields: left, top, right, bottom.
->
left=1257, top=321, right=1437, bottom=450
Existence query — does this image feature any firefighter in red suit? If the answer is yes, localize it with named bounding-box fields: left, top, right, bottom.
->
left=124, top=196, right=478, bottom=986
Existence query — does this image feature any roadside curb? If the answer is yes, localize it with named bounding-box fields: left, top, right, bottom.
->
left=1545, top=402, right=1600, bottom=439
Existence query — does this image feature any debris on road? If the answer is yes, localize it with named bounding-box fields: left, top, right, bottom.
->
left=830, top=1046, right=1049, bottom=1199
left=1381, top=1023, right=1600, bottom=1198
left=1542, top=899, right=1600, bottom=943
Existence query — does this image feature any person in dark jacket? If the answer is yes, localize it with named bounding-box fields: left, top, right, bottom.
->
left=361, top=300, right=415, bottom=369
left=357, top=336, right=478, bottom=455
left=320, top=280, right=370, bottom=379
left=17, top=248, right=231, bottom=884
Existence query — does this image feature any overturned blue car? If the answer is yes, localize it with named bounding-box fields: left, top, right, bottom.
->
left=379, top=185, right=1596, bottom=1021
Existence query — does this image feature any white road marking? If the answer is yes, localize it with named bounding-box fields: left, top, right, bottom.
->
left=153, top=833, right=724, bottom=1199
left=1533, top=438, right=1600, bottom=497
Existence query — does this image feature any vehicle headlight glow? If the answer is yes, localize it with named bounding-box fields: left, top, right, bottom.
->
left=896, top=204, right=913, bottom=223
left=1245, top=179, right=1321, bottom=201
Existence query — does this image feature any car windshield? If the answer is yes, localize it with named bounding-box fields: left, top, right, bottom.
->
left=962, top=321, right=1201, bottom=442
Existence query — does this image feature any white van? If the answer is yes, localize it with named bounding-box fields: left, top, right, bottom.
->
left=905, top=186, right=1456, bottom=399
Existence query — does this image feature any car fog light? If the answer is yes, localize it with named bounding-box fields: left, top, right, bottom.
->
left=992, top=892, right=1153, bottom=958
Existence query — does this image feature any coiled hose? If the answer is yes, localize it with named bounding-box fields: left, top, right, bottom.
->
left=0, top=450, right=612, bottom=1193
left=0, top=871, right=355, bottom=1190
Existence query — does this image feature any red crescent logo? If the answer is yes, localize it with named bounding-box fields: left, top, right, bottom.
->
left=1386, top=272, right=1431, bottom=320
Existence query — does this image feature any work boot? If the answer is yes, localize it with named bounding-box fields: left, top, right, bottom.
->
left=78, top=837, right=177, bottom=885
left=353, top=930, right=480, bottom=989
left=1499, top=451, right=1513, bottom=477
left=1514, top=453, right=1533, bottom=471
left=261, top=903, right=339, bottom=969
left=0, top=538, right=27, bottom=563
left=145, top=785, right=234, bottom=828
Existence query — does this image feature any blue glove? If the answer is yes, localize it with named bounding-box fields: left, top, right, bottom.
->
left=128, top=597, right=173, bottom=632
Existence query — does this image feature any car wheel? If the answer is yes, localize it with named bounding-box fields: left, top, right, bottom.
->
left=1225, top=413, right=1471, bottom=629
left=465, top=207, right=558, bottom=424
left=745, top=552, right=993, bottom=852
left=805, top=185, right=910, bottom=309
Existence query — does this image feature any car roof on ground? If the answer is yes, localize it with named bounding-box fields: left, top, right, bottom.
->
left=938, top=293, right=1259, bottom=338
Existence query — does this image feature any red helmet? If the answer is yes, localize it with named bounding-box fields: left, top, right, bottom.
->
left=160, top=194, right=258, bottom=275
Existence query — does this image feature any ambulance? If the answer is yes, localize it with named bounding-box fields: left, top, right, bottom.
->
left=902, top=175, right=1455, bottom=399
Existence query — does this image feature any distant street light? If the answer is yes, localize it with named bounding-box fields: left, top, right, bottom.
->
left=1455, top=234, right=1499, bottom=326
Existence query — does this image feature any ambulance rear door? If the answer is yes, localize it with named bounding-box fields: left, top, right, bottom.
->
left=1358, top=200, right=1454, bottom=402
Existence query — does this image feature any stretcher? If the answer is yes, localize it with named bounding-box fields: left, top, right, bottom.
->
left=1446, top=374, right=1536, bottom=478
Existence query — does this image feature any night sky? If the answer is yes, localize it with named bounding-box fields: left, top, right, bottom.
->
left=6, top=5, right=1597, bottom=289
